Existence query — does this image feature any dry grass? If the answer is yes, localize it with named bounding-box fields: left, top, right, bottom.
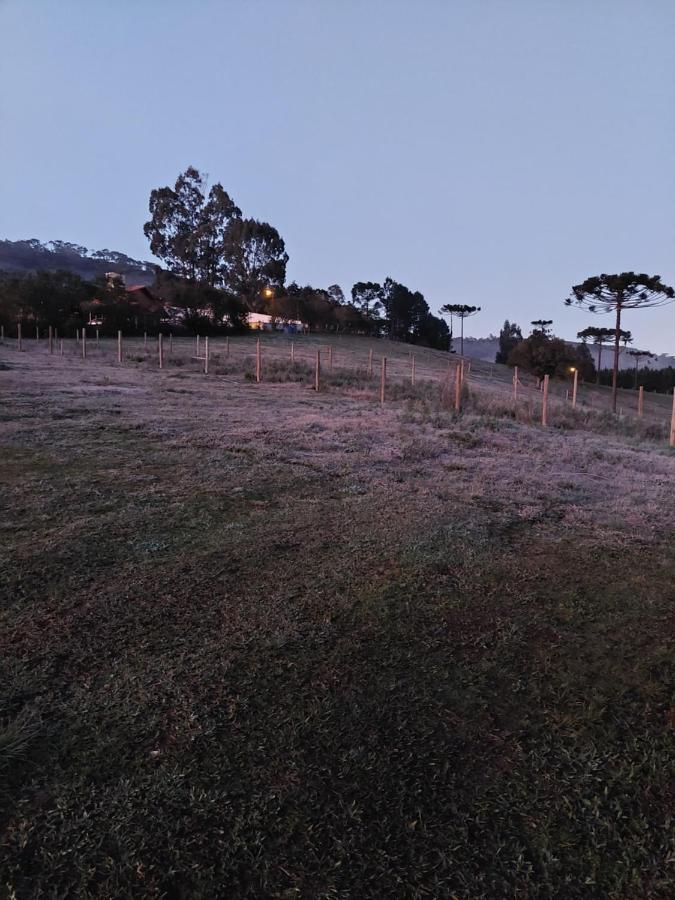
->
left=0, top=343, right=674, bottom=898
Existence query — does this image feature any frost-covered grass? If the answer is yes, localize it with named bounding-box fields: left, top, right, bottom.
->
left=1, top=346, right=673, bottom=898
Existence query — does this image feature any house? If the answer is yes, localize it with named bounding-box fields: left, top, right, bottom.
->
left=86, top=273, right=166, bottom=326
left=247, top=312, right=306, bottom=333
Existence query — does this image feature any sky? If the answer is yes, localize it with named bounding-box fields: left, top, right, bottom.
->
left=1, top=0, right=674, bottom=353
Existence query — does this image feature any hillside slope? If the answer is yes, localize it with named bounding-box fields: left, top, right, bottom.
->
left=0, top=238, right=155, bottom=285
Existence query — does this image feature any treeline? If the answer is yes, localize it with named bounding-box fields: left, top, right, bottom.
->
left=0, top=166, right=450, bottom=349
left=598, top=366, right=675, bottom=393
left=0, top=266, right=451, bottom=349
left=0, top=270, right=167, bottom=337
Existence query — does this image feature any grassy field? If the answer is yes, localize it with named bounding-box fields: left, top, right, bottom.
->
left=1, top=335, right=674, bottom=898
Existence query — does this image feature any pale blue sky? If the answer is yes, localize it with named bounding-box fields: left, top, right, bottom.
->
left=1, top=0, right=674, bottom=352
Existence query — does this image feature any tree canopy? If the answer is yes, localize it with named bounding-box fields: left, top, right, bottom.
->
left=144, top=167, right=241, bottom=286
left=495, top=320, right=522, bottom=364
left=565, top=272, right=674, bottom=411
left=439, top=304, right=481, bottom=355
left=508, top=329, right=595, bottom=381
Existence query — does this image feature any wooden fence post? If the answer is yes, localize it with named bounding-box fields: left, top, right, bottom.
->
left=328, top=345, right=333, bottom=371
left=315, top=349, right=321, bottom=392
left=368, top=348, right=373, bottom=378
left=637, top=385, right=644, bottom=417
left=290, top=341, right=294, bottom=363
left=0, top=325, right=4, bottom=342
left=35, top=325, right=39, bottom=342
left=82, top=328, right=87, bottom=359
left=169, top=333, right=173, bottom=353
left=17, top=323, right=22, bottom=352
left=204, top=336, right=209, bottom=374
left=255, top=338, right=261, bottom=382
left=75, top=328, right=79, bottom=345
left=48, top=326, right=53, bottom=354
left=158, top=333, right=163, bottom=369
left=670, top=391, right=675, bottom=447
left=454, top=363, right=462, bottom=412
left=572, top=368, right=578, bottom=408
left=380, top=357, right=387, bottom=405
left=117, top=330, right=123, bottom=363
left=59, top=339, right=63, bottom=356
left=411, top=354, right=416, bottom=386
left=513, top=366, right=518, bottom=403
left=542, top=374, right=549, bottom=426
left=196, top=335, right=200, bottom=356
left=144, top=331, right=147, bottom=349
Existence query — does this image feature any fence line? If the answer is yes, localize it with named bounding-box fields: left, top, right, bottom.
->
left=3, top=333, right=673, bottom=439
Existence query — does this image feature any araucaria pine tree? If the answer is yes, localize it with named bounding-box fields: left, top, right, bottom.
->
left=439, top=304, right=481, bottom=356
left=565, top=273, right=674, bottom=412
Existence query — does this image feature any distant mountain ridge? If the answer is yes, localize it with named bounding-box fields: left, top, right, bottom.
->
left=0, top=238, right=156, bottom=285
left=460, top=337, right=675, bottom=371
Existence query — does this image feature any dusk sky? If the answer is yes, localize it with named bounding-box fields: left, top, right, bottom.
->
left=1, top=0, right=674, bottom=352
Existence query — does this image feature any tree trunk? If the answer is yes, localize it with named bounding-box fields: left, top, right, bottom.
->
left=611, top=301, right=622, bottom=413
left=596, top=342, right=602, bottom=384
left=460, top=317, right=464, bottom=357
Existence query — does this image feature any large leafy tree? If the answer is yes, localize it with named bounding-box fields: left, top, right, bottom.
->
left=508, top=330, right=595, bottom=381
left=565, top=273, right=674, bottom=412
left=351, top=282, right=384, bottom=320
left=439, top=304, right=481, bottom=356
left=221, top=218, right=288, bottom=310
left=382, top=278, right=429, bottom=341
left=495, top=320, right=522, bottom=364
left=144, top=167, right=241, bottom=286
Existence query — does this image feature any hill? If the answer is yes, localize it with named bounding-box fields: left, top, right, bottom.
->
left=0, top=238, right=156, bottom=285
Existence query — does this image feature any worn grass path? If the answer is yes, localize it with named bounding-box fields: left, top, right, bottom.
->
left=1, top=350, right=674, bottom=898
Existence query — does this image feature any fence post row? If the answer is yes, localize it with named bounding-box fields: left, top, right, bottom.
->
left=7, top=333, right=673, bottom=443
